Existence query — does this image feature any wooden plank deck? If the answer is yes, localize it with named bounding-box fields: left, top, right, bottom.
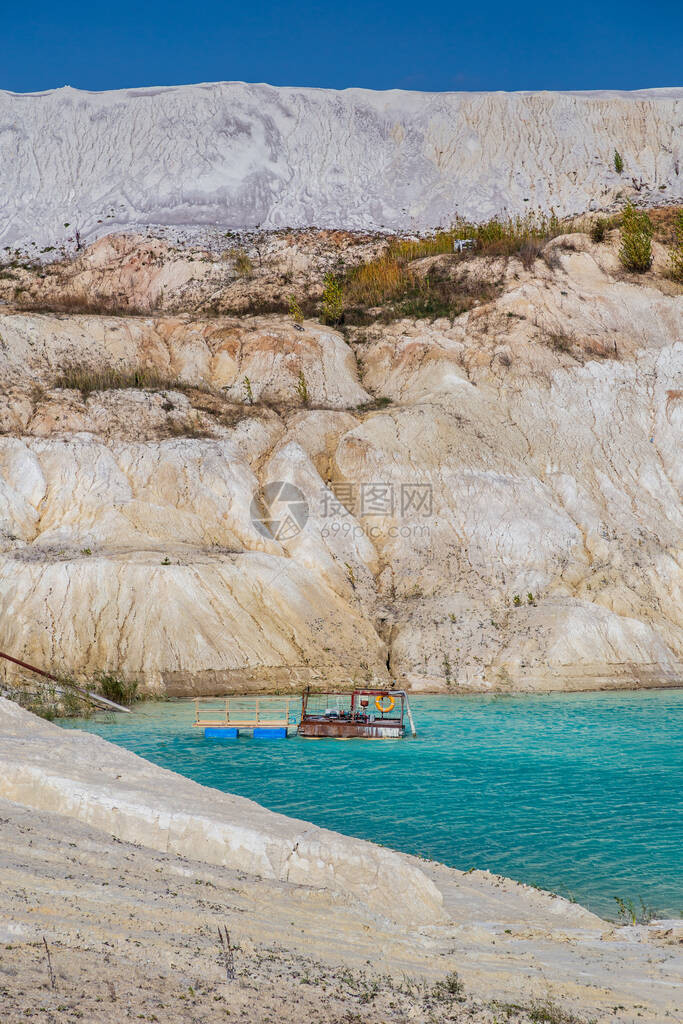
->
left=193, top=697, right=297, bottom=729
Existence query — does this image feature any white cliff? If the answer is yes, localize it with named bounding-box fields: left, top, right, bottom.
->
left=1, top=83, right=681, bottom=249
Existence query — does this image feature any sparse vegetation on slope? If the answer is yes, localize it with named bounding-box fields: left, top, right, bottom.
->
left=93, top=672, right=139, bottom=707
left=339, top=212, right=561, bottom=323
left=388, top=210, right=563, bottom=262
left=343, top=258, right=498, bottom=323
left=590, top=217, right=608, bottom=243
left=13, top=284, right=156, bottom=315
left=234, top=248, right=254, bottom=278
left=667, top=209, right=683, bottom=282
left=648, top=203, right=683, bottom=244
left=54, top=364, right=183, bottom=397
left=619, top=202, right=653, bottom=272
left=321, top=272, right=344, bottom=324
left=2, top=680, right=92, bottom=721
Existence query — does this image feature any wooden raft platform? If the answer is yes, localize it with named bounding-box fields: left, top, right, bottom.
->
left=193, top=697, right=297, bottom=738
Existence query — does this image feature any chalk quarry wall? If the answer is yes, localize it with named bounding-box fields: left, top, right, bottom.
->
left=1, top=84, right=682, bottom=247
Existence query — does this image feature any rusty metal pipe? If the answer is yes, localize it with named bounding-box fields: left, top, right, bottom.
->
left=0, top=649, right=131, bottom=714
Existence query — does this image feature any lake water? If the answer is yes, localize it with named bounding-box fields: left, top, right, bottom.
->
left=61, top=689, right=683, bottom=920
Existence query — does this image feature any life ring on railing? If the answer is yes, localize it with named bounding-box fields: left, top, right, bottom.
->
left=375, top=693, right=395, bottom=714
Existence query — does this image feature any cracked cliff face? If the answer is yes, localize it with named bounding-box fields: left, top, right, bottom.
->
left=0, top=227, right=681, bottom=694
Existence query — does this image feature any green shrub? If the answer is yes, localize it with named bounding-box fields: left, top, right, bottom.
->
left=296, top=370, right=309, bottom=405
left=321, top=273, right=344, bottom=324
left=614, top=150, right=624, bottom=174
left=619, top=202, right=653, bottom=272
left=288, top=295, right=304, bottom=325
left=241, top=375, right=254, bottom=404
left=528, top=998, right=581, bottom=1024
left=431, top=971, right=464, bottom=1000
left=667, top=210, right=683, bottom=282
left=590, top=218, right=608, bottom=243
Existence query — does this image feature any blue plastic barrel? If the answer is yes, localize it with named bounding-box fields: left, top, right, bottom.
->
left=253, top=727, right=287, bottom=740
left=204, top=727, right=239, bottom=739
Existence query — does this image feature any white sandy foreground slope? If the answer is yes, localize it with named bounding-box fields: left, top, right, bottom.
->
left=0, top=698, right=681, bottom=1023
left=1, top=83, right=681, bottom=247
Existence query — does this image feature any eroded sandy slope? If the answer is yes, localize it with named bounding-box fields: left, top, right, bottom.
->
left=1, top=699, right=681, bottom=1023
left=0, top=231, right=681, bottom=694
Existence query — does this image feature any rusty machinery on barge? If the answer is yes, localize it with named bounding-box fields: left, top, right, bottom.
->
left=298, top=687, right=416, bottom=739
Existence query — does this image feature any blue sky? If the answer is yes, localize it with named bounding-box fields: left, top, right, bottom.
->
left=4, top=0, right=681, bottom=94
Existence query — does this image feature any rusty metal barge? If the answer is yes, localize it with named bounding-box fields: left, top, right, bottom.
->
left=298, top=687, right=416, bottom=739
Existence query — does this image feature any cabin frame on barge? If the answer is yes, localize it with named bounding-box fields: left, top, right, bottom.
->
left=298, top=687, right=416, bottom=738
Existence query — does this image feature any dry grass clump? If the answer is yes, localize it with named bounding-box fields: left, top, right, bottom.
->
left=162, top=416, right=216, bottom=439
left=217, top=296, right=291, bottom=317
left=528, top=997, right=583, bottom=1024
left=15, top=291, right=155, bottom=316
left=389, top=210, right=563, bottom=263
left=339, top=211, right=562, bottom=323
left=233, top=248, right=254, bottom=278
left=343, top=262, right=497, bottom=323
left=456, top=210, right=563, bottom=258
left=648, top=203, right=683, bottom=245
left=493, top=997, right=585, bottom=1024
left=54, top=364, right=221, bottom=436
left=345, top=255, right=417, bottom=307
left=544, top=331, right=574, bottom=353
left=182, top=390, right=254, bottom=429
left=54, top=364, right=182, bottom=397
left=667, top=209, right=683, bottom=282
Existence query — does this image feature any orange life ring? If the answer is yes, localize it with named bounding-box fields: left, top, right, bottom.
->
left=375, top=694, right=395, bottom=714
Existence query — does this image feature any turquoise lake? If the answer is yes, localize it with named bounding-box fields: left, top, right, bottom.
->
left=61, top=689, right=683, bottom=920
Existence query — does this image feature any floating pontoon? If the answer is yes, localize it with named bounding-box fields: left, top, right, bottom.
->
left=193, top=696, right=297, bottom=739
